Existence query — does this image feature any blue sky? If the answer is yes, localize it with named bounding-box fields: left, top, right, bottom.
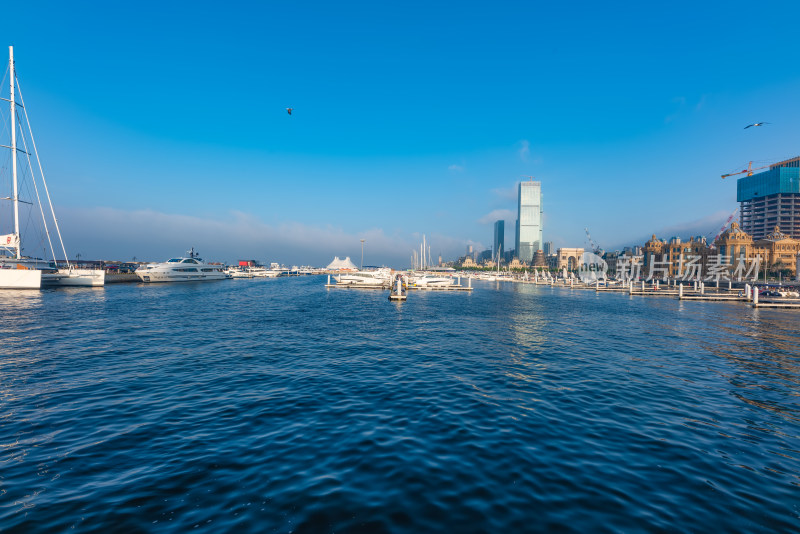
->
left=3, top=1, right=800, bottom=265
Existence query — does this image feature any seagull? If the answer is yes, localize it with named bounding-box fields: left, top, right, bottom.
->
left=286, top=108, right=293, bottom=116
left=744, top=122, right=769, bottom=129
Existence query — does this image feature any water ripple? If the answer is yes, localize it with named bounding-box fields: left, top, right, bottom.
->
left=0, top=279, right=799, bottom=532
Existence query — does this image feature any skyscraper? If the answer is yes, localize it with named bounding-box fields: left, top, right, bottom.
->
left=515, top=179, right=543, bottom=264
left=738, top=155, right=800, bottom=239
left=493, top=220, right=505, bottom=260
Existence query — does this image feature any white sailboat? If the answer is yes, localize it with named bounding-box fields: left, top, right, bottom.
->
left=0, top=47, right=104, bottom=289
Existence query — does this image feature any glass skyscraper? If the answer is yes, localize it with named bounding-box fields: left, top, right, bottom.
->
left=515, top=180, right=543, bottom=264
left=493, top=220, right=504, bottom=260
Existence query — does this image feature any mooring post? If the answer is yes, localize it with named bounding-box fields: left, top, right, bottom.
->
left=753, top=287, right=759, bottom=306
left=679, top=283, right=683, bottom=298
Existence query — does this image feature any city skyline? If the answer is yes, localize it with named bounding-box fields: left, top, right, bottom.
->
left=3, top=2, right=800, bottom=266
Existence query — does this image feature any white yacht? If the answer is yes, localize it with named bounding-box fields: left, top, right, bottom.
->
left=136, top=249, right=227, bottom=283
left=411, top=273, right=455, bottom=287
left=226, top=266, right=253, bottom=278
left=335, top=268, right=392, bottom=286
left=249, top=267, right=281, bottom=278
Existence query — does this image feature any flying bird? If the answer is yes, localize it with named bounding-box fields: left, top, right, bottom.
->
left=286, top=108, right=293, bottom=116
left=744, top=122, right=769, bottom=129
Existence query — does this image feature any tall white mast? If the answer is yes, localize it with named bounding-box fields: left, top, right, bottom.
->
left=9, top=46, right=20, bottom=259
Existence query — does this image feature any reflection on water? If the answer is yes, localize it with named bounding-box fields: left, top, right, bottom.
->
left=0, top=288, right=43, bottom=310
left=1, top=278, right=799, bottom=532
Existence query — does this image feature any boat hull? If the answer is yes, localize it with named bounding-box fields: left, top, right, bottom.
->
left=0, top=269, right=42, bottom=289
left=45, top=269, right=106, bottom=287
left=136, top=271, right=228, bottom=283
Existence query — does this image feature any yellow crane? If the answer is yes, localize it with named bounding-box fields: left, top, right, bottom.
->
left=721, top=161, right=771, bottom=179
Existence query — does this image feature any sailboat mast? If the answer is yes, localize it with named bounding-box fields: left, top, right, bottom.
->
left=9, top=46, right=20, bottom=259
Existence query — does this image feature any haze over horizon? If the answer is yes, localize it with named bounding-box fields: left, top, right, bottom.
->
left=3, top=1, right=799, bottom=266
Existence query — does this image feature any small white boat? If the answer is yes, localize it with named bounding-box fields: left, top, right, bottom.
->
left=411, top=273, right=455, bottom=287
left=250, top=267, right=281, bottom=278
left=48, top=267, right=105, bottom=287
left=227, top=267, right=253, bottom=278
left=136, top=249, right=227, bottom=283
left=335, top=268, right=392, bottom=286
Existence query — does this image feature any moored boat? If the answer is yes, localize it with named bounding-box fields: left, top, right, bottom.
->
left=0, top=47, right=104, bottom=289
left=136, top=249, right=227, bottom=283
left=335, top=268, right=392, bottom=286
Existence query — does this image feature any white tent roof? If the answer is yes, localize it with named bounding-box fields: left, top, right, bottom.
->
left=326, top=256, right=358, bottom=270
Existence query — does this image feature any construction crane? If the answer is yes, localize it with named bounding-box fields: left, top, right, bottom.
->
left=706, top=209, right=739, bottom=248
left=721, top=161, right=771, bottom=179
left=584, top=228, right=603, bottom=255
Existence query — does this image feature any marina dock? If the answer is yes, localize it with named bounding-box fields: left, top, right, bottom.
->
left=325, top=283, right=472, bottom=292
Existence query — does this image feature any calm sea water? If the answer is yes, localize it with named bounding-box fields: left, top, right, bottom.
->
left=1, top=276, right=799, bottom=532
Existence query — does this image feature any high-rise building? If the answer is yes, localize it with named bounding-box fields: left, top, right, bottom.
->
left=515, top=179, right=543, bottom=263
left=493, top=220, right=505, bottom=259
left=543, top=241, right=554, bottom=255
left=738, top=156, right=800, bottom=239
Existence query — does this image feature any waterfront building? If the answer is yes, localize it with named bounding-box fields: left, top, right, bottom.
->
left=715, top=223, right=765, bottom=268
left=515, top=179, right=543, bottom=264
left=754, top=225, right=800, bottom=274
left=556, top=248, right=584, bottom=270
left=531, top=249, right=547, bottom=267
left=642, top=223, right=800, bottom=278
left=508, top=257, right=526, bottom=269
left=603, top=251, right=621, bottom=278
left=326, top=256, right=358, bottom=271
left=643, top=235, right=712, bottom=278
left=738, top=156, right=800, bottom=239
left=623, top=246, right=643, bottom=257
left=493, top=220, right=505, bottom=259
left=543, top=241, right=554, bottom=255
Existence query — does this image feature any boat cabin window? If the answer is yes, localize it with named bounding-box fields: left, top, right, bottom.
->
left=167, top=258, right=182, bottom=263
left=182, top=259, right=200, bottom=264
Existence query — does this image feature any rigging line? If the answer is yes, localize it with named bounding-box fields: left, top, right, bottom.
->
left=15, top=74, right=70, bottom=267
left=14, top=104, right=58, bottom=264
left=0, top=63, right=7, bottom=94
